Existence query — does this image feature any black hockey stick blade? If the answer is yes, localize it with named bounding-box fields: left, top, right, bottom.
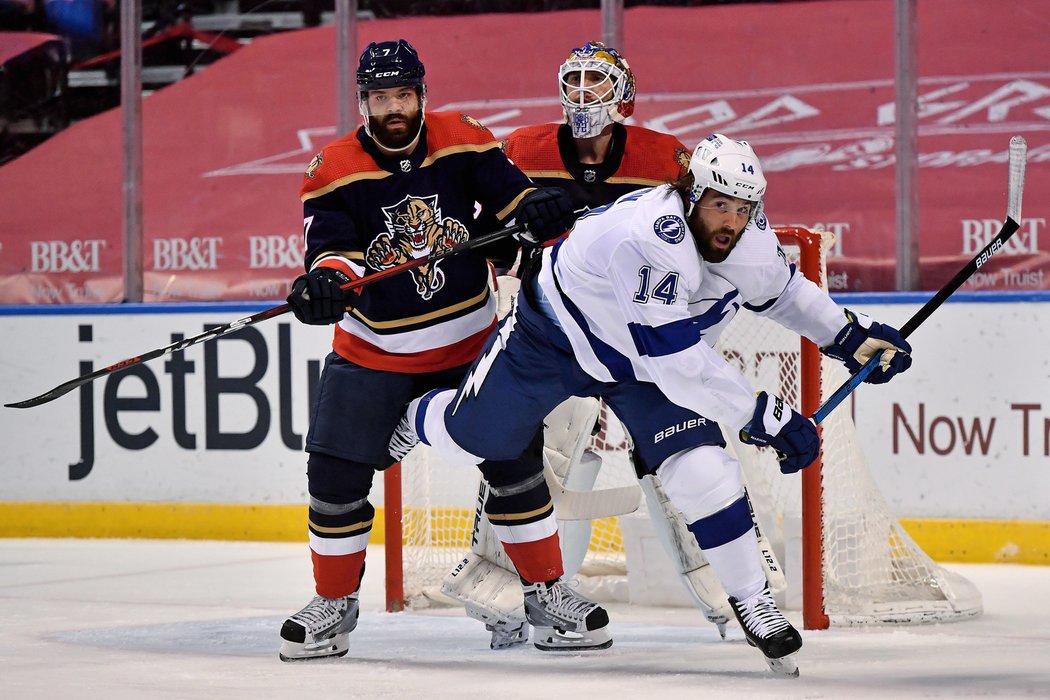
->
left=812, top=216, right=1020, bottom=424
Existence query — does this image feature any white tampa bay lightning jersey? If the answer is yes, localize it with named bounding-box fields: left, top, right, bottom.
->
left=536, top=185, right=845, bottom=431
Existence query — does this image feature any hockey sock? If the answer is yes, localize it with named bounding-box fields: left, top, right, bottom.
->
left=687, top=496, right=766, bottom=601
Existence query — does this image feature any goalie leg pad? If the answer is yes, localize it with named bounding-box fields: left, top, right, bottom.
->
left=442, top=552, right=528, bottom=650
left=639, top=473, right=733, bottom=634
left=542, top=393, right=603, bottom=576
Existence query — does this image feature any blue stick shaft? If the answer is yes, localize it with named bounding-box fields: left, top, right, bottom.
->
left=811, top=352, right=881, bottom=425
left=810, top=216, right=1020, bottom=425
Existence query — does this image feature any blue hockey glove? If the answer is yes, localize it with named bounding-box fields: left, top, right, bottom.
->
left=514, top=188, right=577, bottom=247
left=821, top=309, right=912, bottom=384
left=740, top=392, right=819, bottom=474
left=287, top=267, right=354, bottom=325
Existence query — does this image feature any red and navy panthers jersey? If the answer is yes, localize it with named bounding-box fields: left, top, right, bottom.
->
left=300, top=111, right=533, bottom=373
left=503, top=122, right=689, bottom=211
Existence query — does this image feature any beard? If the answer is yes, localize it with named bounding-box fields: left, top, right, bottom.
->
left=695, top=219, right=742, bottom=263
left=368, top=110, right=423, bottom=151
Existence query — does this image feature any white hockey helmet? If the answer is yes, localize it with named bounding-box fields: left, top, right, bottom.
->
left=559, top=41, right=636, bottom=139
left=687, top=134, right=767, bottom=220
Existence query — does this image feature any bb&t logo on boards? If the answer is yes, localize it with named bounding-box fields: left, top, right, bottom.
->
left=248, top=234, right=301, bottom=269
left=30, top=240, right=106, bottom=272
left=153, top=237, right=222, bottom=271
left=962, top=217, right=1043, bottom=256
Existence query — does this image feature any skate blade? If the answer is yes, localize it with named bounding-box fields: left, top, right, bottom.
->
left=487, top=622, right=529, bottom=650
left=278, top=635, right=350, bottom=662
left=764, top=652, right=799, bottom=677
left=531, top=626, right=613, bottom=652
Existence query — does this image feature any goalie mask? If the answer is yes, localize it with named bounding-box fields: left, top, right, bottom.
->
left=357, top=39, right=427, bottom=151
left=559, top=41, right=636, bottom=139
left=686, top=133, right=767, bottom=221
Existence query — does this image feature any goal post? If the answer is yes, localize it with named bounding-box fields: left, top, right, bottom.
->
left=384, top=226, right=983, bottom=628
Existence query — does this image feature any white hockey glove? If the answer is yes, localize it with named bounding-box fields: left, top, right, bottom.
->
left=821, top=309, right=912, bottom=384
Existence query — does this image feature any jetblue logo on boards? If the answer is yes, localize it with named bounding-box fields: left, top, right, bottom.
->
left=654, top=215, right=686, bottom=244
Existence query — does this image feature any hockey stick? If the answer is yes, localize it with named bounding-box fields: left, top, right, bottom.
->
left=543, top=460, right=642, bottom=520
left=5, top=220, right=543, bottom=410
left=812, top=135, right=1028, bottom=424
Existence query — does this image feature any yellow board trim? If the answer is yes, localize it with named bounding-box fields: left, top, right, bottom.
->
left=899, top=517, right=1050, bottom=565
left=0, top=503, right=1046, bottom=565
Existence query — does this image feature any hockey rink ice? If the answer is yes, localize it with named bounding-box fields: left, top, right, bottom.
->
left=2, top=539, right=1047, bottom=698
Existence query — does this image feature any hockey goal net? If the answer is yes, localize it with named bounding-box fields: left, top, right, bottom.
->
left=384, top=227, right=982, bottom=629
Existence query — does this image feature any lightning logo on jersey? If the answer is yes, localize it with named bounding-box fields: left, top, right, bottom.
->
left=452, top=302, right=519, bottom=415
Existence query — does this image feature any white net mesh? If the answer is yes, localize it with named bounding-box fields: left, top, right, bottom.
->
left=393, top=228, right=982, bottom=625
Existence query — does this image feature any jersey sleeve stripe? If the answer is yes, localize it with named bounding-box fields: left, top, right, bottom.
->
left=627, top=317, right=704, bottom=357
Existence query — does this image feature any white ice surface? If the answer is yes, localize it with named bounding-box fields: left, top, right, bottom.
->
left=1, top=538, right=1047, bottom=699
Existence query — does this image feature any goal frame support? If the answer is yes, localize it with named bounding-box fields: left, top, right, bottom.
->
left=776, top=227, right=831, bottom=630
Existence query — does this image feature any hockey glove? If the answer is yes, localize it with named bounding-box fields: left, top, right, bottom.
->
left=514, top=188, right=577, bottom=247
left=287, top=267, right=354, bottom=325
left=821, top=308, right=912, bottom=384
left=740, top=392, right=819, bottom=474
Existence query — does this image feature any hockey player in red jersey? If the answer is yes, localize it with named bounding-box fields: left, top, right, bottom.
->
left=505, top=41, right=689, bottom=211
left=278, top=39, right=610, bottom=661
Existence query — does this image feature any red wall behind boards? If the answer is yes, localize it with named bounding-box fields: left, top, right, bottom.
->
left=0, top=0, right=1046, bottom=303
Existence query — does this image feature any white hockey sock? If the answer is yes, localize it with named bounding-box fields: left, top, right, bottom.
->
left=699, top=528, right=766, bottom=602
left=412, top=389, right=485, bottom=466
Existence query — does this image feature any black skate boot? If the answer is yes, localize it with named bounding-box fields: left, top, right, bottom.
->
left=728, top=585, right=802, bottom=676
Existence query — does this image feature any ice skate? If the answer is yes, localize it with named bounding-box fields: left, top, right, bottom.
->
left=463, top=601, right=529, bottom=650
left=523, top=579, right=612, bottom=651
left=389, top=410, right=420, bottom=462
left=279, top=593, right=359, bottom=661
left=728, top=586, right=802, bottom=677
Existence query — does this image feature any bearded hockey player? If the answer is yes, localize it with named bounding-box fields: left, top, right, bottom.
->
left=391, top=134, right=913, bottom=675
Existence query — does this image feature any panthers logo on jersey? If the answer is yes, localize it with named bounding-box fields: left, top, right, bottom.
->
left=305, top=152, right=324, bottom=179
left=365, top=195, right=470, bottom=300
left=460, top=114, right=486, bottom=131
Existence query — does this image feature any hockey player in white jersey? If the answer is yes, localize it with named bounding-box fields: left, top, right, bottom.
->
left=390, top=133, right=912, bottom=675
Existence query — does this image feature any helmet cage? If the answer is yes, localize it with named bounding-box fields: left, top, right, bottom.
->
left=687, top=134, right=767, bottom=222
left=559, top=42, right=636, bottom=139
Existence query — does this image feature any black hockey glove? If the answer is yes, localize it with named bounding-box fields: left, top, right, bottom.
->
left=514, top=188, right=577, bottom=247
left=287, top=267, right=354, bottom=325
left=821, top=308, right=912, bottom=384
left=740, top=392, right=819, bottom=474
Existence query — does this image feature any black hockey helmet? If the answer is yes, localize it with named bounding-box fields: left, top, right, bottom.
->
left=356, top=39, right=426, bottom=94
